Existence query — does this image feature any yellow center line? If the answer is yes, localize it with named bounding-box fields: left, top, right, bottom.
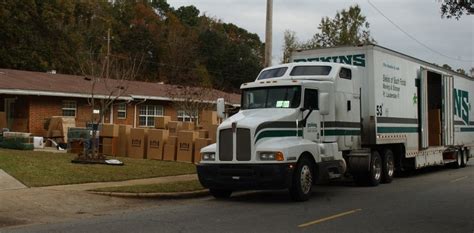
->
left=450, top=176, right=468, bottom=183
left=298, top=208, right=362, bottom=228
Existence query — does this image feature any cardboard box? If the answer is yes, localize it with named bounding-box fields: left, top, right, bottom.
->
left=181, top=122, right=195, bottom=131
left=155, top=116, right=171, bottom=129
left=147, top=129, right=169, bottom=160
left=176, top=131, right=197, bottom=163
left=117, top=125, right=131, bottom=157
left=197, top=130, right=208, bottom=139
left=194, top=138, right=212, bottom=163
left=201, top=110, right=218, bottom=126
left=163, top=136, right=177, bottom=161
left=101, top=124, right=119, bottom=137
left=52, top=130, right=62, bottom=137
left=0, top=112, right=6, bottom=129
left=168, top=121, right=182, bottom=136
left=128, top=128, right=148, bottom=159
left=101, top=137, right=117, bottom=156
left=205, top=124, right=219, bottom=143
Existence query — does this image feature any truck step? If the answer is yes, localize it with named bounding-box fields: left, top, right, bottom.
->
left=348, top=149, right=371, bottom=157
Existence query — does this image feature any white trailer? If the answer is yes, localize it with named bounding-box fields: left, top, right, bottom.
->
left=197, top=44, right=473, bottom=201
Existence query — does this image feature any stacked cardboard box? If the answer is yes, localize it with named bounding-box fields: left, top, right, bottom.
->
left=168, top=121, right=182, bottom=136
left=100, top=124, right=119, bottom=156
left=181, top=122, right=195, bottom=131
left=200, top=110, right=218, bottom=126
left=163, top=136, right=178, bottom=161
left=147, top=129, right=168, bottom=160
left=194, top=138, right=212, bottom=163
left=117, top=125, right=131, bottom=157
left=176, top=131, right=197, bottom=163
left=128, top=128, right=148, bottom=159
left=46, top=116, right=76, bottom=142
left=155, top=116, right=171, bottom=129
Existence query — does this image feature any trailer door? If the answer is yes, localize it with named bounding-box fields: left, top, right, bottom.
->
left=443, top=75, right=454, bottom=145
left=420, top=68, right=429, bottom=149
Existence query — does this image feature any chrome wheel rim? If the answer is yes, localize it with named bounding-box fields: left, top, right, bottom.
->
left=387, top=155, right=395, bottom=177
left=300, top=165, right=312, bottom=194
left=373, top=156, right=382, bottom=181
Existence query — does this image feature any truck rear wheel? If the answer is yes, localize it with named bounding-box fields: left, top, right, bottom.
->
left=353, top=151, right=382, bottom=186
left=209, top=189, right=232, bottom=199
left=381, top=149, right=394, bottom=184
left=289, top=157, right=313, bottom=201
left=460, top=149, right=468, bottom=168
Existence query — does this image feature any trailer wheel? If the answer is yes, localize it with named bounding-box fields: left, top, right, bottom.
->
left=209, top=189, right=232, bottom=199
left=460, top=149, right=468, bottom=168
left=451, top=150, right=462, bottom=169
left=381, top=149, right=394, bottom=184
left=289, top=157, right=313, bottom=201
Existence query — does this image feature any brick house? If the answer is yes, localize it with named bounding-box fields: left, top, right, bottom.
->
left=0, top=68, right=240, bottom=136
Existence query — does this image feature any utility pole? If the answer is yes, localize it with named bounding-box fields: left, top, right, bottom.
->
left=106, top=28, right=111, bottom=79
left=264, top=0, right=273, bottom=67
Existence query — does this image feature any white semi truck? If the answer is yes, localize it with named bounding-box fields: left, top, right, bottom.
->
left=197, top=44, right=473, bottom=201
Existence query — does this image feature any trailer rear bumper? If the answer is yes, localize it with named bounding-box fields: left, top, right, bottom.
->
left=197, top=163, right=294, bottom=190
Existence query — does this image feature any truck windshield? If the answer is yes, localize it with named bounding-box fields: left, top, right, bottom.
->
left=241, top=86, right=301, bottom=109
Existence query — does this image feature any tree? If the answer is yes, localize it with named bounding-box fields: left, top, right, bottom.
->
left=307, top=5, right=375, bottom=48
left=440, top=0, right=473, bottom=19
left=281, top=4, right=375, bottom=58
left=78, top=48, right=143, bottom=161
left=281, top=30, right=299, bottom=63
left=456, top=68, right=466, bottom=75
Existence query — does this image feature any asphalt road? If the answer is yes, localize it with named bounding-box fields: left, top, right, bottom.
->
left=4, top=162, right=474, bottom=233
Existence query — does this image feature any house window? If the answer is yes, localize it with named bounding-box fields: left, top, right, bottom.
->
left=117, top=103, right=127, bottom=119
left=177, top=110, right=198, bottom=122
left=139, top=105, right=163, bottom=127
left=62, top=100, right=77, bottom=116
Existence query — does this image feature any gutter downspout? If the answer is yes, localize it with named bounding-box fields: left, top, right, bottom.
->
left=110, top=104, right=113, bottom=124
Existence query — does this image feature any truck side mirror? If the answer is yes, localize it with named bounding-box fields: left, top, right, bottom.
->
left=319, top=92, right=330, bottom=116
left=216, top=98, right=225, bottom=119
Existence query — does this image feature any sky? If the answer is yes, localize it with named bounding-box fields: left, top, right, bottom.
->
left=168, top=0, right=474, bottom=73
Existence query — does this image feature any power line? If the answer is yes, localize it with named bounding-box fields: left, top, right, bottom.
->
left=367, top=0, right=473, bottom=63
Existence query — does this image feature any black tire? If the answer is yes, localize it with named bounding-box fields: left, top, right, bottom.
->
left=209, top=188, right=232, bottom=199
left=367, top=151, right=382, bottom=186
left=451, top=150, right=462, bottom=169
left=381, top=149, right=395, bottom=184
left=460, top=149, right=468, bottom=168
left=353, top=150, right=382, bottom=186
left=289, top=157, right=313, bottom=201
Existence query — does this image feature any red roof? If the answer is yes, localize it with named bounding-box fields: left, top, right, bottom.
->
left=0, top=68, right=240, bottom=105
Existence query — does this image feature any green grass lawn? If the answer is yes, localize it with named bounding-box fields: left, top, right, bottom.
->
left=91, top=180, right=205, bottom=193
left=0, top=149, right=196, bottom=187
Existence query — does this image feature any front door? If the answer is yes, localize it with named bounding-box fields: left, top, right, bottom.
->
left=302, top=88, right=321, bottom=142
left=4, top=98, right=15, bottom=129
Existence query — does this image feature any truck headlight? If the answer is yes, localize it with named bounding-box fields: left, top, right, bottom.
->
left=259, top=151, right=284, bottom=161
left=201, top=152, right=216, bottom=161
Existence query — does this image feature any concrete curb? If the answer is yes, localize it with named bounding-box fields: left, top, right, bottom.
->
left=88, top=189, right=210, bottom=199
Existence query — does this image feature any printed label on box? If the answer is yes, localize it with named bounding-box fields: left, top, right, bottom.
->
left=179, top=142, right=190, bottom=151
left=149, top=140, right=160, bottom=148
left=132, top=139, right=141, bottom=147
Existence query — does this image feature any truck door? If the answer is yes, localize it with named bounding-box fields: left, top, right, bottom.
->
left=443, top=75, right=454, bottom=145
left=302, top=88, right=321, bottom=142
left=420, top=68, right=429, bottom=149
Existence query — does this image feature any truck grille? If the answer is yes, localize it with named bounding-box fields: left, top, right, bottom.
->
left=218, top=129, right=233, bottom=161
left=236, top=128, right=251, bottom=161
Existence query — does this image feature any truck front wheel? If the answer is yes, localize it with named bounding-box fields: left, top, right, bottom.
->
left=289, top=157, right=313, bottom=201
left=209, top=189, right=232, bottom=199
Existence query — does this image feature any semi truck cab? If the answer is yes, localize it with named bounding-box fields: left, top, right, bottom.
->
left=197, top=62, right=358, bottom=201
